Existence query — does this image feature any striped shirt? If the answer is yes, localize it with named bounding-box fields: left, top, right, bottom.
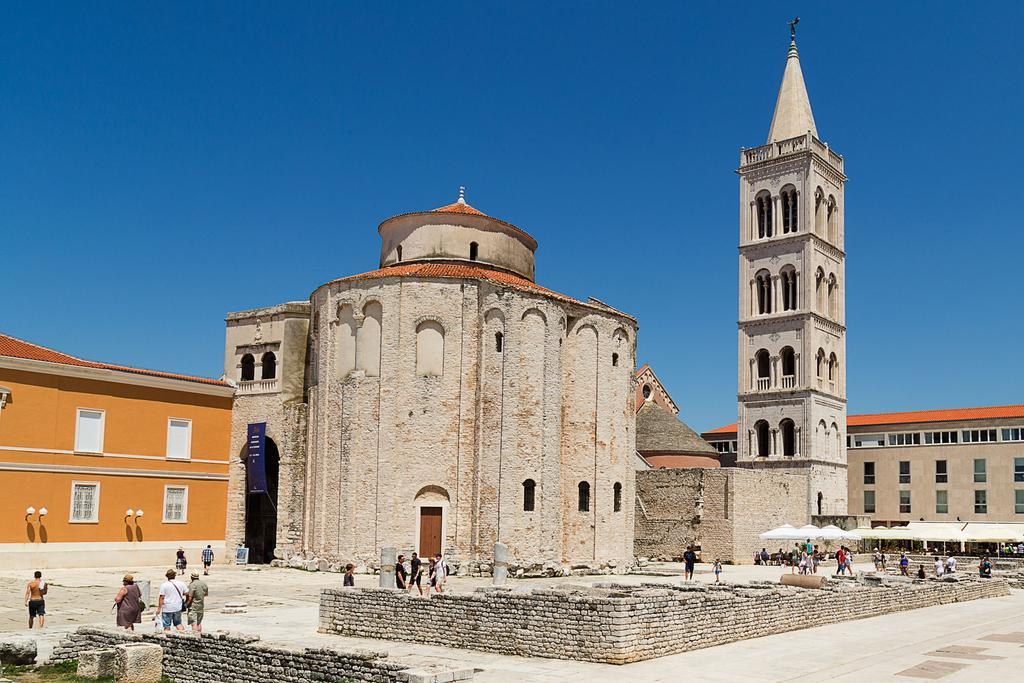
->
left=202, top=548, right=214, bottom=564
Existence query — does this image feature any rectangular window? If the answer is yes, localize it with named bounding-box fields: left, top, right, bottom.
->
left=69, top=482, right=100, bottom=522
left=863, top=490, right=875, bottom=514
left=852, top=434, right=885, bottom=448
left=888, top=432, right=921, bottom=446
left=162, top=486, right=188, bottom=523
left=975, top=490, right=987, bottom=514
left=863, top=461, right=875, bottom=485
left=936, top=490, right=948, bottom=514
left=925, top=431, right=958, bottom=445
left=166, top=418, right=192, bottom=460
left=1017, top=490, right=1024, bottom=515
left=974, top=458, right=987, bottom=483
left=74, top=409, right=105, bottom=453
left=899, top=460, right=911, bottom=484
left=963, top=429, right=997, bottom=443
left=935, top=460, right=948, bottom=484
left=1003, top=427, right=1024, bottom=442
left=899, top=490, right=911, bottom=514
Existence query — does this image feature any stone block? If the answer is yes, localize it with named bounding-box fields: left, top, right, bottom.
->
left=0, top=637, right=37, bottom=665
left=77, top=648, right=117, bottom=679
left=113, top=643, right=163, bottom=683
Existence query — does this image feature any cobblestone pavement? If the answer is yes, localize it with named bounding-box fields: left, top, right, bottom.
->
left=3, top=562, right=1022, bottom=681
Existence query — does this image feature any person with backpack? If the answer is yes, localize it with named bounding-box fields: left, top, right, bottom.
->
left=157, top=568, right=188, bottom=632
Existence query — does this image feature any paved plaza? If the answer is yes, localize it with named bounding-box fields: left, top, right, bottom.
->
left=2, top=562, right=1022, bottom=681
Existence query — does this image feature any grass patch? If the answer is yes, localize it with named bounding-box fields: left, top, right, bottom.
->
left=1, top=660, right=113, bottom=682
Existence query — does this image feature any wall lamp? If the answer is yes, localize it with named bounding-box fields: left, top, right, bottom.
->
left=125, top=509, right=144, bottom=521
left=25, top=506, right=47, bottom=520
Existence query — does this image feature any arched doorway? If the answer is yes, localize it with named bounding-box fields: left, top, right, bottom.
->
left=245, top=437, right=279, bottom=564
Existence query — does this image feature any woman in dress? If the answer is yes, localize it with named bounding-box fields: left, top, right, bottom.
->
left=175, top=548, right=187, bottom=571
left=114, top=574, right=143, bottom=630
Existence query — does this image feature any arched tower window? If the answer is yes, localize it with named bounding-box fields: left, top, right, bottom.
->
left=781, top=418, right=796, bottom=456
left=780, top=346, right=795, bottom=388
left=260, top=352, right=277, bottom=380
left=816, top=348, right=826, bottom=379
left=578, top=481, right=590, bottom=512
left=827, top=196, right=838, bottom=243
left=415, top=321, right=445, bottom=377
left=815, top=267, right=826, bottom=313
left=755, top=191, right=773, bottom=239
left=522, top=479, right=536, bottom=512
left=469, top=242, right=479, bottom=261
left=781, top=185, right=798, bottom=234
left=780, top=266, right=798, bottom=311
left=828, top=352, right=838, bottom=382
left=495, top=332, right=503, bottom=353
left=755, top=270, right=773, bottom=315
left=613, top=482, right=622, bottom=512
left=827, top=274, right=838, bottom=319
left=754, top=420, right=770, bottom=457
left=814, top=187, right=825, bottom=236
left=240, top=353, right=255, bottom=382
left=755, top=349, right=770, bottom=390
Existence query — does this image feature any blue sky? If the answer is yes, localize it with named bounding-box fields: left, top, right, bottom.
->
left=3, top=2, right=1022, bottom=431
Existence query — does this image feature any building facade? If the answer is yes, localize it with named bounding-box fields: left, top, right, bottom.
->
left=225, top=191, right=638, bottom=569
left=736, top=35, right=848, bottom=517
left=0, top=333, right=233, bottom=569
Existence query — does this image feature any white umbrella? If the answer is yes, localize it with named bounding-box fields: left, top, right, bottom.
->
left=796, top=524, right=823, bottom=540
left=759, top=523, right=802, bottom=540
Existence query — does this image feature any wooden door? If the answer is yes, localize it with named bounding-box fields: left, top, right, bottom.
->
left=419, top=507, right=442, bottom=557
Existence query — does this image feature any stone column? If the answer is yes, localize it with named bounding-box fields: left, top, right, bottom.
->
left=492, top=542, right=508, bottom=586
left=770, top=429, right=778, bottom=456
left=795, top=427, right=802, bottom=457
left=772, top=195, right=780, bottom=236
left=794, top=353, right=801, bottom=387
left=770, top=356, right=778, bottom=388
left=379, top=547, right=396, bottom=588
left=772, top=275, right=780, bottom=313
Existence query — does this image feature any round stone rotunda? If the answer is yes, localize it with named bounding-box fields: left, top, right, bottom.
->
left=223, top=190, right=638, bottom=571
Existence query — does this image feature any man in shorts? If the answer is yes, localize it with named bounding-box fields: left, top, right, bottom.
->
left=395, top=554, right=408, bottom=590
left=25, top=570, right=48, bottom=628
left=157, top=568, right=187, bottom=632
left=682, top=546, right=697, bottom=580
left=201, top=545, right=214, bottom=575
left=408, top=552, right=423, bottom=595
left=186, top=571, right=209, bottom=632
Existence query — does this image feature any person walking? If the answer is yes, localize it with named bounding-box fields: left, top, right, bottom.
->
left=934, top=556, right=944, bottom=577
left=428, top=558, right=437, bottom=593
left=433, top=553, right=447, bottom=594
left=713, top=559, right=723, bottom=583
left=343, top=564, right=355, bottom=587
left=408, top=552, right=423, bottom=595
left=945, top=555, right=957, bottom=574
left=789, top=545, right=800, bottom=574
left=899, top=552, right=910, bottom=576
left=844, top=547, right=854, bottom=575
left=683, top=546, right=697, bottom=581
left=835, top=546, right=846, bottom=575
left=395, top=554, right=408, bottom=590
left=187, top=571, right=209, bottom=632
left=25, top=570, right=48, bottom=629
left=175, top=548, right=187, bottom=572
left=157, top=569, right=187, bottom=633
left=114, top=574, right=143, bottom=631
left=201, top=545, right=214, bottom=575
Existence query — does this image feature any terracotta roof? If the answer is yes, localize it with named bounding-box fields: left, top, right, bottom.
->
left=431, top=200, right=486, bottom=216
left=322, top=262, right=634, bottom=320
left=636, top=400, right=718, bottom=456
left=0, top=332, right=228, bottom=387
left=703, top=404, right=1024, bottom=436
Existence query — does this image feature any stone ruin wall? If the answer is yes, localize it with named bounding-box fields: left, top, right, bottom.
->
left=634, top=467, right=808, bottom=564
left=51, top=626, right=471, bottom=683
left=320, top=577, right=1009, bottom=665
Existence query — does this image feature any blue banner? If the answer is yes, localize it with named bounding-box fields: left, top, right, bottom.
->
left=246, top=422, right=268, bottom=494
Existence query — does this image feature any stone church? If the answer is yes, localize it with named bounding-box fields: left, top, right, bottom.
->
left=223, top=191, right=638, bottom=569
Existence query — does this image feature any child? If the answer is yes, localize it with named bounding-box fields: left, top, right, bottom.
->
left=713, top=559, right=722, bottom=583
left=343, top=564, right=355, bottom=587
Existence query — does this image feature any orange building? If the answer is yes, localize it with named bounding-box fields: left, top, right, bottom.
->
left=0, top=332, right=234, bottom=569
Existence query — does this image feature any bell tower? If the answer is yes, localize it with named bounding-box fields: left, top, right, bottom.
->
left=736, top=25, right=848, bottom=517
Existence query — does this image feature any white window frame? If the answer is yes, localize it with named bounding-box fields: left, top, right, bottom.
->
left=74, top=408, right=106, bottom=454
left=68, top=481, right=101, bottom=523
left=162, top=485, right=189, bottom=524
left=165, top=417, right=193, bottom=461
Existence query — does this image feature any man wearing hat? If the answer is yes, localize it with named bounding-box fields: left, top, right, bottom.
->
left=157, top=568, right=187, bottom=632
left=186, top=570, right=209, bottom=632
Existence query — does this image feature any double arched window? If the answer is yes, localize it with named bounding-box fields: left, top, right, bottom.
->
left=780, top=267, right=798, bottom=311
left=756, top=191, right=773, bottom=239
left=755, top=270, right=773, bottom=314
left=780, top=185, right=798, bottom=234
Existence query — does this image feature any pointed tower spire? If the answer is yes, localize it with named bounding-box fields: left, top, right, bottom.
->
left=766, top=21, right=818, bottom=143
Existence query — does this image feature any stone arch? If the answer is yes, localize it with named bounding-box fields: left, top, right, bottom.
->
left=357, top=301, right=382, bottom=376
left=240, top=353, right=255, bottom=382
left=335, top=304, right=357, bottom=378
left=827, top=195, right=838, bottom=243
left=415, top=320, right=445, bottom=377
left=414, top=484, right=450, bottom=503
left=521, top=307, right=547, bottom=323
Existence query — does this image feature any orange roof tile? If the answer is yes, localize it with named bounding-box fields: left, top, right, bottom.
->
left=431, top=201, right=486, bottom=216
left=0, top=332, right=228, bottom=387
left=703, top=404, right=1024, bottom=436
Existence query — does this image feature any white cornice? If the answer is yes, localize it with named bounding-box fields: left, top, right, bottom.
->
left=0, top=357, right=235, bottom=397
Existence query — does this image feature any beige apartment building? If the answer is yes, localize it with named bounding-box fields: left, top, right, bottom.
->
left=705, top=404, right=1024, bottom=525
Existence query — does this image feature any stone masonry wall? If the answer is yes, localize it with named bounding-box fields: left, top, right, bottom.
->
left=635, top=467, right=807, bottom=563
left=51, top=626, right=471, bottom=683
left=320, top=577, right=1009, bottom=664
